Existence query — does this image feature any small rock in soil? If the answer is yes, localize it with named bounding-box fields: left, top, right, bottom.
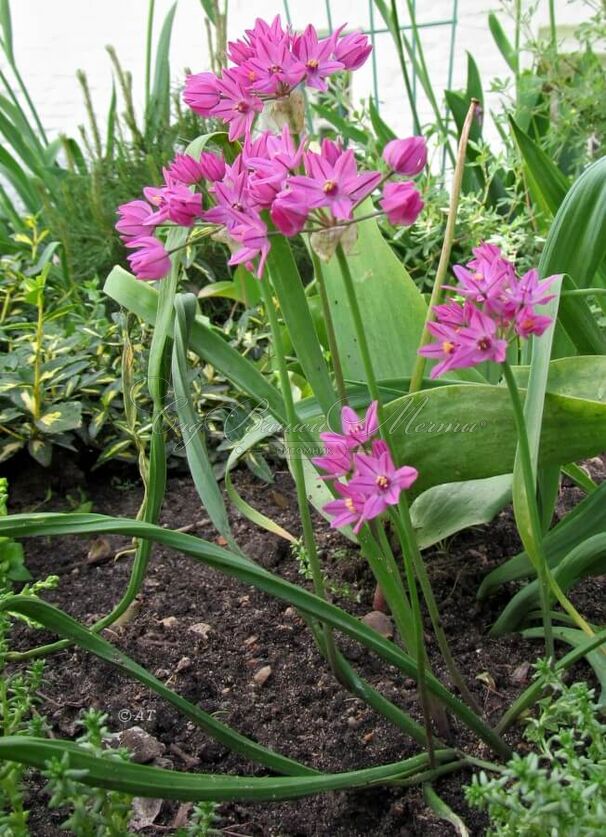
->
left=253, top=665, right=272, bottom=686
left=188, top=621, right=212, bottom=639
left=130, top=796, right=163, bottom=830
left=107, top=726, right=166, bottom=764
left=159, top=616, right=178, bottom=629
left=361, top=610, right=394, bottom=638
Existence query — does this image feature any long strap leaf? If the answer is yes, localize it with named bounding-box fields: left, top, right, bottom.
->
left=171, top=293, right=238, bottom=550
left=0, top=512, right=510, bottom=758
left=0, top=736, right=455, bottom=801
left=1, top=595, right=315, bottom=776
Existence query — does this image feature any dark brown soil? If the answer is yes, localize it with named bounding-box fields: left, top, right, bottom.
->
left=4, top=451, right=606, bottom=836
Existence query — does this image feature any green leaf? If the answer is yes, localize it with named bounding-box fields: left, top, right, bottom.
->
left=0, top=0, right=14, bottom=64
left=267, top=234, right=336, bottom=416
left=488, top=12, right=518, bottom=73
left=198, top=0, right=216, bottom=24
left=318, top=208, right=427, bottom=381
left=411, top=475, right=512, bottom=550
left=145, top=2, right=177, bottom=137
left=0, top=733, right=454, bottom=801
left=424, top=784, right=470, bottom=836
left=171, top=294, right=237, bottom=550
left=1, top=595, right=313, bottom=777
left=491, top=534, right=606, bottom=635
left=300, top=355, right=606, bottom=497
left=0, top=513, right=509, bottom=757
left=35, top=402, right=83, bottom=434
left=479, top=480, right=606, bottom=597
left=312, top=104, right=369, bottom=146
left=368, top=98, right=396, bottom=150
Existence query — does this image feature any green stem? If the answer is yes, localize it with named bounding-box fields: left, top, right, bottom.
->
left=548, top=0, right=557, bottom=53
left=371, top=521, right=415, bottom=645
left=390, top=507, right=482, bottom=714
left=260, top=280, right=339, bottom=675
left=311, top=249, right=348, bottom=406
left=502, top=361, right=555, bottom=661
left=409, top=98, right=479, bottom=393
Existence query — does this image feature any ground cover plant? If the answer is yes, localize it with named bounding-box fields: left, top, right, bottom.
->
left=1, top=5, right=606, bottom=835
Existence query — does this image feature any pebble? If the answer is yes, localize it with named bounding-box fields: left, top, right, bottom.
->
left=253, top=665, right=272, bottom=686
left=361, top=610, right=394, bottom=639
left=108, top=726, right=165, bottom=764
left=188, top=622, right=212, bottom=639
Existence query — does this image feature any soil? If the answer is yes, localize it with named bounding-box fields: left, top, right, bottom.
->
left=3, top=450, right=606, bottom=836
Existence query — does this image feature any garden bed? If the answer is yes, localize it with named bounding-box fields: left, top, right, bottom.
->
left=6, top=451, right=606, bottom=836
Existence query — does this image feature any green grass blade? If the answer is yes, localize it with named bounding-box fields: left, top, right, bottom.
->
left=488, top=12, right=518, bottom=73
left=1, top=595, right=315, bottom=776
left=145, top=1, right=177, bottom=137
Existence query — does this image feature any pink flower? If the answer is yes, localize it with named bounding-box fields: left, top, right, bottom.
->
left=198, top=151, right=226, bottom=182
left=164, top=154, right=205, bottom=185
left=514, top=306, right=553, bottom=338
left=116, top=199, right=154, bottom=242
left=212, top=69, right=263, bottom=141
left=509, top=269, right=558, bottom=308
left=144, top=183, right=203, bottom=228
left=292, top=24, right=344, bottom=91
left=334, top=30, right=372, bottom=70
left=204, top=163, right=252, bottom=229
left=126, top=236, right=171, bottom=281
left=417, top=321, right=463, bottom=379
left=312, top=442, right=352, bottom=479
left=383, top=137, right=427, bottom=176
left=228, top=211, right=270, bottom=279
left=270, top=194, right=309, bottom=236
left=380, top=181, right=424, bottom=226
left=247, top=126, right=304, bottom=208
left=349, top=440, right=418, bottom=520
left=324, top=481, right=367, bottom=533
left=183, top=72, right=221, bottom=115
left=320, top=401, right=379, bottom=450
left=289, top=147, right=381, bottom=220
left=245, top=35, right=306, bottom=95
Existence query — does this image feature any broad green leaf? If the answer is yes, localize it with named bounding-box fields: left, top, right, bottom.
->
left=35, top=402, right=82, bottom=434
left=491, top=534, right=606, bottom=635
left=299, top=355, right=606, bottom=497
left=318, top=208, right=427, bottom=381
left=478, top=480, right=606, bottom=597
left=411, top=475, right=512, bottom=550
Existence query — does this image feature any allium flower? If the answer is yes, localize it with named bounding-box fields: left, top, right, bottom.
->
left=380, top=181, right=424, bottom=226
left=292, top=24, right=344, bottom=91
left=270, top=194, right=309, bottom=236
left=311, top=442, right=352, bottom=480
left=289, top=146, right=381, bottom=219
left=126, top=237, right=171, bottom=281
left=144, top=183, right=203, bottom=228
left=334, top=30, right=372, bottom=70
left=212, top=69, right=263, bottom=141
left=383, top=137, right=427, bottom=176
left=228, top=211, right=270, bottom=278
left=183, top=72, right=221, bottom=115
left=349, top=440, right=418, bottom=520
left=324, top=482, right=367, bottom=533
left=198, top=151, right=227, bottom=182
left=321, top=402, right=379, bottom=451
left=418, top=242, right=557, bottom=378
left=116, top=200, right=154, bottom=242
left=164, top=154, right=203, bottom=185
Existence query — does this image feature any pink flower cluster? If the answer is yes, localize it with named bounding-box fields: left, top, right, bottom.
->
left=419, top=243, right=557, bottom=378
left=183, top=16, right=372, bottom=140
left=313, top=402, right=418, bottom=533
left=115, top=18, right=428, bottom=281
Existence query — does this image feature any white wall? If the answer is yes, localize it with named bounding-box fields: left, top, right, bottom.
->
left=1, top=0, right=591, bottom=147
